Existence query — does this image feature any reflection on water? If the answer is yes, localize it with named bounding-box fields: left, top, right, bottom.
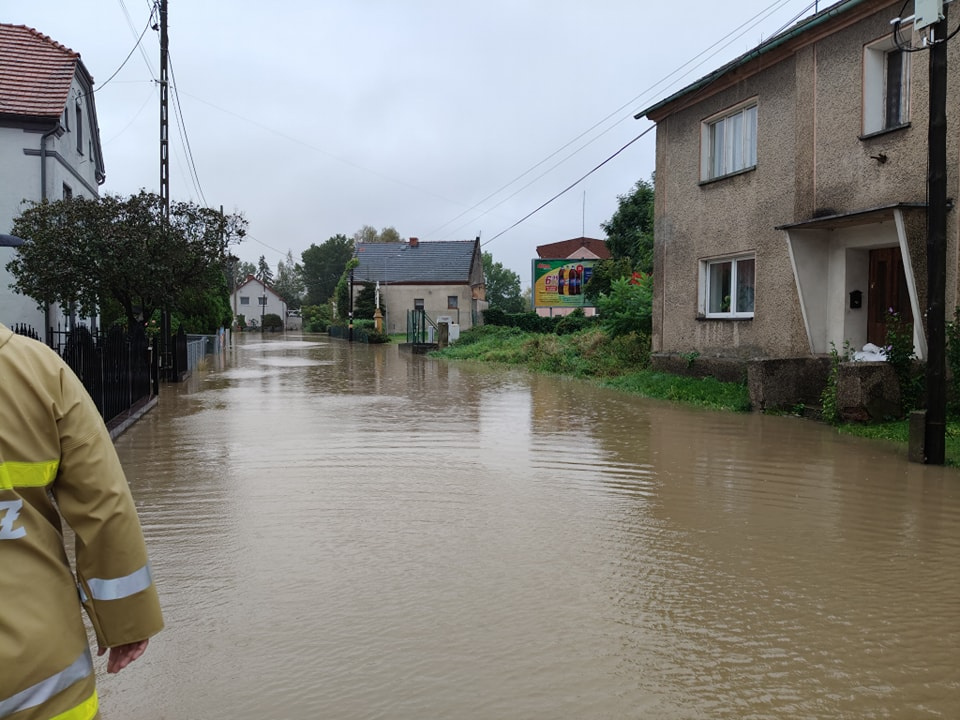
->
left=99, top=333, right=960, bottom=719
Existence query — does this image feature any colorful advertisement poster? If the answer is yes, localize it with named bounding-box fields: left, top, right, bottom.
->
left=531, top=258, right=597, bottom=308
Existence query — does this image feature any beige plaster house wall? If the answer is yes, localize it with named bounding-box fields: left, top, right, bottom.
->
left=641, top=0, right=959, bottom=364
left=375, top=284, right=480, bottom=335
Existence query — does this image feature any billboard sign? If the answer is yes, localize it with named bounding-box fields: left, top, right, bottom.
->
left=531, top=258, right=597, bottom=308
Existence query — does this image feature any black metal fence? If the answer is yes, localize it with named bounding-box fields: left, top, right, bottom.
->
left=39, top=324, right=155, bottom=427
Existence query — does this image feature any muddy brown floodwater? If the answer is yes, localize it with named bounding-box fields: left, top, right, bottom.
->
left=95, top=333, right=960, bottom=719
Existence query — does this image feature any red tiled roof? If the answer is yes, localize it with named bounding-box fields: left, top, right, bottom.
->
left=0, top=24, right=79, bottom=119
left=535, top=237, right=611, bottom=259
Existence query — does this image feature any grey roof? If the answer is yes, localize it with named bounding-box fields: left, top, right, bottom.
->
left=353, top=240, right=478, bottom=284
left=0, top=234, right=25, bottom=247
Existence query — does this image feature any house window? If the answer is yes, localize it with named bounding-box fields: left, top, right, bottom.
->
left=701, top=255, right=756, bottom=318
left=702, top=101, right=757, bottom=181
left=447, top=296, right=458, bottom=309
left=62, top=183, right=73, bottom=200
left=240, top=296, right=250, bottom=305
left=863, top=34, right=911, bottom=135
left=258, top=296, right=267, bottom=306
left=414, top=298, right=424, bottom=310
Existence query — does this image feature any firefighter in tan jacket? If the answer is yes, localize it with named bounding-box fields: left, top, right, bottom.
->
left=0, top=324, right=163, bottom=720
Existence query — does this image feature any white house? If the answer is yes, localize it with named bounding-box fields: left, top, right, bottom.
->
left=0, top=24, right=106, bottom=340
left=232, top=275, right=287, bottom=329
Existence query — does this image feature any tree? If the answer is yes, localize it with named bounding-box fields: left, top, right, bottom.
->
left=353, top=225, right=402, bottom=244
left=582, top=257, right=635, bottom=303
left=8, top=192, right=246, bottom=329
left=174, top=264, right=233, bottom=333
left=301, top=234, right=354, bottom=306
left=234, top=260, right=256, bottom=286
left=256, top=255, right=273, bottom=285
left=273, top=250, right=304, bottom=308
left=334, top=258, right=359, bottom=322
left=353, top=282, right=384, bottom=320
left=601, top=176, right=654, bottom=274
left=481, top=252, right=524, bottom=313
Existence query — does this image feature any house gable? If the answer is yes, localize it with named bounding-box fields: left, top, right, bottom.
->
left=536, top=237, right=610, bottom=260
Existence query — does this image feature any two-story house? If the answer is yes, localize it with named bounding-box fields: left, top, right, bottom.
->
left=636, top=0, right=958, bottom=405
left=232, top=275, right=287, bottom=329
left=352, top=237, right=487, bottom=334
left=0, top=24, right=106, bottom=340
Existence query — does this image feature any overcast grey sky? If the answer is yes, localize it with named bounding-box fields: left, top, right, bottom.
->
left=6, top=1, right=824, bottom=286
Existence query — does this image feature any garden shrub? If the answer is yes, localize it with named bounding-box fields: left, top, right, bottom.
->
left=885, top=309, right=924, bottom=414
left=261, top=313, right=283, bottom=331
left=596, top=275, right=652, bottom=336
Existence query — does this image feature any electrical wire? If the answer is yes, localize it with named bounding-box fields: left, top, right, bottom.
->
left=434, top=0, right=809, bottom=243
left=117, top=0, right=157, bottom=80
left=482, top=126, right=654, bottom=248
left=103, top=83, right=157, bottom=145
left=94, top=4, right=156, bottom=94
left=168, top=52, right=207, bottom=206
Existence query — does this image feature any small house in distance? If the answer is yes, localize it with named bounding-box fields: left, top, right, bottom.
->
left=352, top=237, right=487, bottom=334
left=534, top=236, right=610, bottom=317
left=232, top=275, right=287, bottom=329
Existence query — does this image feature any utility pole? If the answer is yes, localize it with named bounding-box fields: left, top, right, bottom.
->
left=159, top=0, right=169, bottom=220
left=157, top=0, right=171, bottom=379
left=924, top=4, right=949, bottom=464
left=348, top=269, right=354, bottom=342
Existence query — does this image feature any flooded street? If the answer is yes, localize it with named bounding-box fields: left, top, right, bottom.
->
left=99, top=334, right=960, bottom=719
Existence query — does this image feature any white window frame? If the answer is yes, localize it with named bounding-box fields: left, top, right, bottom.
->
left=862, top=31, right=911, bottom=135
left=699, top=254, right=756, bottom=319
left=701, top=100, right=758, bottom=181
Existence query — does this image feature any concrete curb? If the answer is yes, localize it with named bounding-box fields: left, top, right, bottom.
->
left=108, top=396, right=158, bottom=440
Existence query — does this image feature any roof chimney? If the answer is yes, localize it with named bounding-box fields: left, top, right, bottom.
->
left=409, top=237, right=419, bottom=248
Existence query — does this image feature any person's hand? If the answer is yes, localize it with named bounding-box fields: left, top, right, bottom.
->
left=97, top=639, right=149, bottom=673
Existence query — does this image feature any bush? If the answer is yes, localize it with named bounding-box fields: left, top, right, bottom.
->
left=301, top=304, right=332, bottom=333
left=261, top=313, right=283, bottom=331
left=947, top=306, right=960, bottom=413
left=885, top=309, right=923, bottom=414
left=596, top=274, right=652, bottom=336
left=482, top=307, right=509, bottom=326
left=555, top=308, right=599, bottom=335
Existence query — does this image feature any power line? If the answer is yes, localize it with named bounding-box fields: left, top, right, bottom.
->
left=116, top=0, right=157, bottom=80
left=103, top=84, right=156, bottom=145
left=94, top=4, right=156, bottom=94
left=168, top=52, right=207, bottom=206
left=433, top=0, right=810, bottom=243
left=482, top=125, right=654, bottom=248
left=177, top=89, right=469, bottom=209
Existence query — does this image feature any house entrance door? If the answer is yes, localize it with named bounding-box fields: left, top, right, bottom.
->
left=867, top=247, right=912, bottom=346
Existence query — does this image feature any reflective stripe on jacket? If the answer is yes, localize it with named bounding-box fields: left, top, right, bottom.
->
left=0, top=325, right=163, bottom=719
